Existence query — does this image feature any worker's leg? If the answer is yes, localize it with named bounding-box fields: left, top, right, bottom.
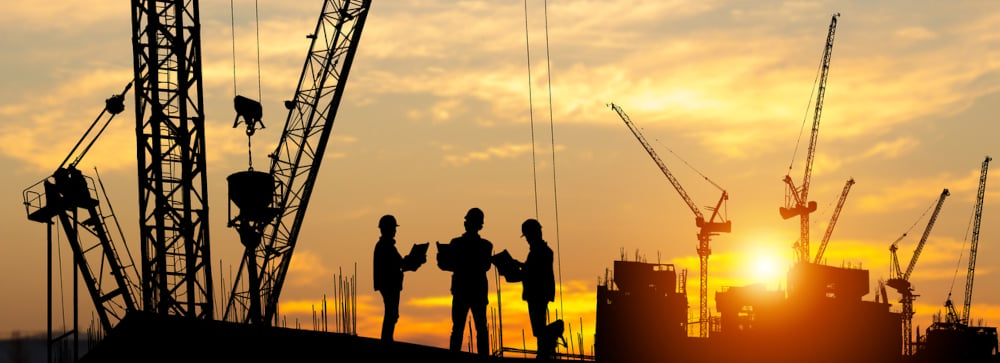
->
left=472, top=303, right=489, bottom=355
left=450, top=296, right=469, bottom=352
left=379, top=289, right=400, bottom=342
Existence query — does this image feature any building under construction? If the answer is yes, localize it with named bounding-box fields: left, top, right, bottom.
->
left=595, top=258, right=998, bottom=363
left=596, top=259, right=901, bottom=363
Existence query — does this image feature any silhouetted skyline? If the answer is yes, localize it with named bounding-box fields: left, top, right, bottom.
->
left=1, top=0, right=998, bottom=353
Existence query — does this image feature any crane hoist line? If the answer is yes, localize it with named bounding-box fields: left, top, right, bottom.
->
left=608, top=102, right=731, bottom=339
left=223, top=0, right=373, bottom=325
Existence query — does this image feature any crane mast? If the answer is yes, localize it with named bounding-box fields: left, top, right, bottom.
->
left=130, top=0, right=214, bottom=319
left=813, top=178, right=854, bottom=264
left=224, top=0, right=372, bottom=325
left=782, top=13, right=839, bottom=263
left=887, top=188, right=949, bottom=355
left=609, top=103, right=731, bottom=338
left=961, top=156, right=991, bottom=325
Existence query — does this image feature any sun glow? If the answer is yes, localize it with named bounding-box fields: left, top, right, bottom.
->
left=742, top=239, right=793, bottom=289
left=751, top=254, right=782, bottom=282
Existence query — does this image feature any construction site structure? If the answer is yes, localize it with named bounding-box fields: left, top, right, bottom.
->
left=609, top=103, right=732, bottom=338
left=22, top=83, right=141, bottom=360
left=595, top=257, right=901, bottom=363
left=781, top=13, right=839, bottom=264
left=223, top=0, right=372, bottom=326
left=813, top=178, right=855, bottom=264
left=960, top=156, right=991, bottom=326
left=130, top=0, right=215, bottom=320
left=887, top=188, right=949, bottom=355
left=914, top=156, right=997, bottom=363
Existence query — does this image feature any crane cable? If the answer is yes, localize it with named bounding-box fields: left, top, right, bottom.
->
left=786, top=42, right=825, bottom=175
left=230, top=0, right=264, bottom=170
left=895, top=194, right=939, bottom=246
left=524, top=0, right=565, bottom=322
left=523, top=0, right=539, bottom=220
left=652, top=137, right=725, bottom=193
left=541, top=0, right=565, bottom=322
left=947, top=199, right=978, bottom=297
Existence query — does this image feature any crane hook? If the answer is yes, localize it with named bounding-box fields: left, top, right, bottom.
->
left=234, top=95, right=264, bottom=136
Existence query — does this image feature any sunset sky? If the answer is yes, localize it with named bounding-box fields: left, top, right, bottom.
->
left=2, top=0, right=999, bottom=354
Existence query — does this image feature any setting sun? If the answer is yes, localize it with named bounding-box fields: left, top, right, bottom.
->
left=752, top=254, right=782, bottom=282
left=739, top=238, right=794, bottom=288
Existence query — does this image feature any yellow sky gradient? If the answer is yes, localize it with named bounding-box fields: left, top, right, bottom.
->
left=2, top=0, right=999, bottom=354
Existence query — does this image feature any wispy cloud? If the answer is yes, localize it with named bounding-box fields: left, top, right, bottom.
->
left=286, top=249, right=332, bottom=288
left=442, top=143, right=541, bottom=167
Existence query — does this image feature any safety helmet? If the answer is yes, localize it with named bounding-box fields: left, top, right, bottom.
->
left=465, top=208, right=484, bottom=224
left=378, top=214, right=398, bottom=228
left=521, top=218, right=542, bottom=237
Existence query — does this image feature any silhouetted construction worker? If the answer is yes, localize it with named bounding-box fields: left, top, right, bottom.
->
left=516, top=219, right=557, bottom=359
left=437, top=207, right=493, bottom=355
left=373, top=214, right=424, bottom=342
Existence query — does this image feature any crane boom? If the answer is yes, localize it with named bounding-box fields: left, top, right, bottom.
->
left=886, top=188, right=948, bottom=356
left=961, top=156, right=991, bottom=324
left=224, top=0, right=372, bottom=325
left=609, top=103, right=704, bottom=221
left=22, top=85, right=140, bottom=332
left=813, top=178, right=854, bottom=264
left=904, top=188, right=950, bottom=280
left=609, top=102, right=731, bottom=339
left=782, top=13, right=839, bottom=263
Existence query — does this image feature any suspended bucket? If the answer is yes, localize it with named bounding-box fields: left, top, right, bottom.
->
left=227, top=170, right=274, bottom=216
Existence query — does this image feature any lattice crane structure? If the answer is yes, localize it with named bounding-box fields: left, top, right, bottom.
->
left=813, top=177, right=854, bottom=264
left=129, top=0, right=215, bottom=319
left=950, top=156, right=991, bottom=325
left=887, top=188, right=949, bottom=355
left=223, top=0, right=373, bottom=325
left=22, top=83, right=140, bottom=335
left=609, top=103, right=731, bottom=338
left=781, top=13, right=839, bottom=264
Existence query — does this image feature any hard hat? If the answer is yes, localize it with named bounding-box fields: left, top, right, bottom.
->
left=378, top=214, right=398, bottom=228
left=465, top=208, right=484, bottom=224
left=521, top=218, right=541, bottom=237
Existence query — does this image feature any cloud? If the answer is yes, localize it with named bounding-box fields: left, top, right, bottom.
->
left=0, top=2, right=123, bottom=32
left=286, top=249, right=332, bottom=288
left=0, top=70, right=134, bottom=172
left=854, top=172, right=968, bottom=214
left=442, top=143, right=540, bottom=167
left=856, top=137, right=921, bottom=161
left=894, top=26, right=939, bottom=42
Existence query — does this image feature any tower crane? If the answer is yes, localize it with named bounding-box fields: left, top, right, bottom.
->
left=130, top=0, right=214, bottom=319
left=948, top=156, right=991, bottom=325
left=887, top=188, right=949, bottom=355
left=813, top=177, right=854, bottom=264
left=22, top=83, right=140, bottom=333
left=609, top=102, right=732, bottom=338
left=223, top=0, right=373, bottom=325
left=781, top=13, right=839, bottom=264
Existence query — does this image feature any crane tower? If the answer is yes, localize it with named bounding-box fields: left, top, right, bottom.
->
left=130, top=0, right=215, bottom=319
left=609, top=103, right=731, bottom=338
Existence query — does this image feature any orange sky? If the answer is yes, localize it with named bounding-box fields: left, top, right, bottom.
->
left=2, top=0, right=1000, bottom=354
